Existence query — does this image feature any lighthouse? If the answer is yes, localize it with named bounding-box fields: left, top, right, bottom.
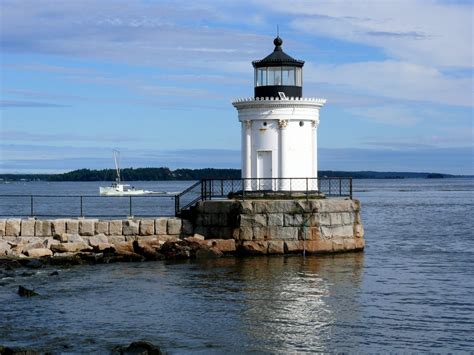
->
left=232, top=36, right=326, bottom=191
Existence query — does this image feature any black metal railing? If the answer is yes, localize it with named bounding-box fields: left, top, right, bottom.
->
left=0, top=194, right=176, bottom=219
left=175, top=177, right=352, bottom=215
left=1, top=178, right=352, bottom=218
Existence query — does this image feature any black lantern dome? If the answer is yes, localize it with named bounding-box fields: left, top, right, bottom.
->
left=252, top=36, right=304, bottom=98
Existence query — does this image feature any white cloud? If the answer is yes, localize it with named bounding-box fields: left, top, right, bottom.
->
left=264, top=0, right=473, bottom=68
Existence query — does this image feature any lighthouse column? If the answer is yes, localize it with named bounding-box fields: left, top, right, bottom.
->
left=311, top=120, right=318, bottom=190
left=242, top=120, right=252, bottom=190
left=278, top=119, right=289, bottom=190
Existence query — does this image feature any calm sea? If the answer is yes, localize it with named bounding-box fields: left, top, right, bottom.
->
left=0, top=179, right=473, bottom=352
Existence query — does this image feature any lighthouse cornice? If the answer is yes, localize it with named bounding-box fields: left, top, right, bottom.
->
left=232, top=97, right=326, bottom=110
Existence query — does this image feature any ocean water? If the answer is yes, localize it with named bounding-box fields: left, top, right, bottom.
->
left=0, top=179, right=473, bottom=352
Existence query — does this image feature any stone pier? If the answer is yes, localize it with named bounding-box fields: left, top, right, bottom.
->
left=0, top=199, right=364, bottom=261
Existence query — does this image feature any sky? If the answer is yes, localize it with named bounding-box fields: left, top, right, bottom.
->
left=0, top=0, right=473, bottom=175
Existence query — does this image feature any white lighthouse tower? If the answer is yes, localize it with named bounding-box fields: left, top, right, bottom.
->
left=233, top=36, right=326, bottom=191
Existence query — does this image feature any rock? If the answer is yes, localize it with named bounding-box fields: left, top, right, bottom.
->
left=113, top=341, right=162, bottom=355
left=95, top=221, right=109, bottom=235
left=239, top=241, right=268, bottom=255
left=284, top=241, right=304, bottom=254
left=160, top=241, right=191, bottom=259
left=20, top=219, right=36, bottom=236
left=23, top=259, right=44, bottom=269
left=109, top=220, right=123, bottom=235
left=191, top=233, right=205, bottom=240
left=167, top=218, right=182, bottom=235
left=208, top=239, right=236, bottom=253
left=0, top=345, right=41, bottom=354
left=88, top=234, right=109, bottom=247
left=66, top=220, right=79, bottom=234
left=35, top=220, right=52, bottom=237
left=267, top=213, right=284, bottom=226
left=133, top=239, right=162, bottom=260
left=5, top=219, right=21, bottom=237
left=195, top=245, right=223, bottom=259
left=18, top=285, right=38, bottom=297
left=79, top=219, right=96, bottom=236
left=21, top=242, right=45, bottom=253
left=182, top=219, right=193, bottom=235
left=43, top=237, right=60, bottom=249
left=50, top=271, right=59, bottom=276
left=0, top=219, right=6, bottom=236
left=25, top=248, right=53, bottom=258
left=0, top=240, right=12, bottom=256
left=305, top=239, right=333, bottom=254
left=113, top=241, right=135, bottom=256
left=51, top=242, right=92, bottom=253
left=107, top=235, right=126, bottom=244
left=51, top=219, right=66, bottom=236
left=155, top=218, right=167, bottom=235
left=267, top=240, right=284, bottom=254
left=139, top=220, right=155, bottom=236
left=122, top=220, right=139, bottom=236
left=55, top=233, right=69, bottom=242
left=67, top=234, right=85, bottom=243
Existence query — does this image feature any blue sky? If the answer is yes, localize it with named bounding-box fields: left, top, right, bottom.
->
left=0, top=0, right=472, bottom=174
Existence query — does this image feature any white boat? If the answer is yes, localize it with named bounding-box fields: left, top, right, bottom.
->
left=99, top=151, right=154, bottom=196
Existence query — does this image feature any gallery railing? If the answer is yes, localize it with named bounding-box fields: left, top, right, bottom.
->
left=175, top=177, right=352, bottom=215
left=0, top=194, right=177, bottom=219
left=0, top=178, right=352, bottom=218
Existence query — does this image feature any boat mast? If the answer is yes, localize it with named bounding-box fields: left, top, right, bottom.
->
left=113, top=150, right=121, bottom=183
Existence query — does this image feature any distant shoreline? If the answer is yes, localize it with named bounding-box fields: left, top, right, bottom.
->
left=0, top=168, right=471, bottom=182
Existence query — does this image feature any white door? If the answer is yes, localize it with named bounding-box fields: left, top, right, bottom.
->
left=257, top=151, right=272, bottom=190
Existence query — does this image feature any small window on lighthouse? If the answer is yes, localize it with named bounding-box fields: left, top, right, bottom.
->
left=263, top=122, right=268, bottom=127
left=299, top=121, right=304, bottom=127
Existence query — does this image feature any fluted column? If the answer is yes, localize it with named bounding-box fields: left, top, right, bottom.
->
left=278, top=119, right=289, bottom=190
left=311, top=120, right=318, bottom=190
left=242, top=120, right=252, bottom=190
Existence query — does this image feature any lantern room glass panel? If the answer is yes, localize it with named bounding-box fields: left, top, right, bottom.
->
left=255, top=68, right=267, bottom=87
left=268, top=67, right=282, bottom=85
left=282, top=67, right=295, bottom=85
left=295, top=67, right=302, bottom=86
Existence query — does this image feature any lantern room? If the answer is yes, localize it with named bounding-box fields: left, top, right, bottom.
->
left=252, top=36, right=304, bottom=99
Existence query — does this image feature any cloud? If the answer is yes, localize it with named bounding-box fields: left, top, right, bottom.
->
left=0, top=100, right=68, bottom=108
left=264, top=0, right=473, bottom=68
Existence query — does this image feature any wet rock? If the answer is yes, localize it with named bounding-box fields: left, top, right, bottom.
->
left=132, top=239, right=162, bottom=260
left=18, top=285, right=38, bottom=297
left=25, top=248, right=53, bottom=258
left=22, top=259, right=44, bottom=269
left=113, top=341, right=162, bottom=355
left=51, top=242, right=91, bottom=253
left=195, top=246, right=223, bottom=259
left=160, top=240, right=191, bottom=259
left=0, top=345, right=41, bottom=354
left=49, top=271, right=59, bottom=276
left=239, top=241, right=268, bottom=255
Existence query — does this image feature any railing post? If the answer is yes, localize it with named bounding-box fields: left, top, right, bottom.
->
left=306, top=178, right=309, bottom=201
left=175, top=195, right=179, bottom=216
left=329, top=179, right=332, bottom=196
left=339, top=178, right=342, bottom=196
left=80, top=196, right=83, bottom=217
left=290, top=178, right=292, bottom=194
left=30, top=195, right=34, bottom=217
left=221, top=179, right=224, bottom=197
left=129, top=195, right=132, bottom=217
left=350, top=178, right=353, bottom=199
left=242, top=179, right=245, bottom=201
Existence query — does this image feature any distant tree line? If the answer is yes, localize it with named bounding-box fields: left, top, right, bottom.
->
left=0, top=168, right=459, bottom=182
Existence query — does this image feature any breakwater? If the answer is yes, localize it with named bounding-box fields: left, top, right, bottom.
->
left=0, top=199, right=364, bottom=262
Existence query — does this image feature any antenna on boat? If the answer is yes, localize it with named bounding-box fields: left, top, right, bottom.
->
left=113, top=149, right=121, bottom=183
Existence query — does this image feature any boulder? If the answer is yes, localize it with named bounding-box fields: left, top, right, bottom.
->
left=66, top=220, right=79, bottom=234
left=267, top=240, right=284, bottom=254
left=284, top=241, right=304, bottom=254
left=109, top=220, right=123, bottom=235
left=112, top=241, right=135, bottom=256
left=208, top=239, right=236, bottom=253
left=305, top=239, right=333, bottom=254
left=26, top=248, right=53, bottom=258
left=95, top=221, right=109, bottom=235
left=122, top=220, right=139, bottom=236
left=167, top=218, right=182, bottom=235
left=132, top=239, right=162, bottom=260
left=139, top=219, right=155, bottom=236
left=155, top=218, right=168, bottom=235
left=20, top=219, right=36, bottom=236
left=239, top=241, right=268, bottom=255
left=79, top=219, right=96, bottom=236
left=35, top=220, right=52, bottom=236
left=113, top=341, right=162, bottom=355
left=5, top=219, right=21, bottom=237
left=182, top=219, right=194, bottom=235
left=0, top=219, right=5, bottom=236
left=195, top=245, right=223, bottom=259
left=160, top=241, right=191, bottom=259
left=51, top=242, right=92, bottom=253
left=0, top=240, right=12, bottom=256
left=18, top=285, right=38, bottom=297
left=51, top=219, right=66, bottom=236
left=67, top=233, right=85, bottom=243
left=88, top=234, right=109, bottom=247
